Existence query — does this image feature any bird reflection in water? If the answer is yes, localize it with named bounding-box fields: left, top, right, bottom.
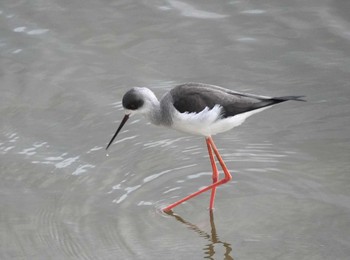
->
left=165, top=210, right=234, bottom=260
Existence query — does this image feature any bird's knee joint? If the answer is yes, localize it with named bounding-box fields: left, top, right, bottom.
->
left=225, top=175, right=232, bottom=182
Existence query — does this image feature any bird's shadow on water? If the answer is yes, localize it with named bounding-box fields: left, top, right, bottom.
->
left=165, top=210, right=234, bottom=260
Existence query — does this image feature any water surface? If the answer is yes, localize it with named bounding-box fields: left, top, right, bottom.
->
left=1, top=0, right=350, bottom=259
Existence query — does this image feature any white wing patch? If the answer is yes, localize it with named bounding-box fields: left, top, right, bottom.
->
left=172, top=105, right=222, bottom=136
left=171, top=105, right=271, bottom=136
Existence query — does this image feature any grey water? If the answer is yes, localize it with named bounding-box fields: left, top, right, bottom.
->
left=1, top=0, right=350, bottom=259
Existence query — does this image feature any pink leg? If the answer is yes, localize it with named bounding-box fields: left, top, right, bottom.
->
left=207, top=138, right=218, bottom=210
left=163, top=137, right=232, bottom=212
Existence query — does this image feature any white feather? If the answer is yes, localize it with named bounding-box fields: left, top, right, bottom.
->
left=171, top=105, right=270, bottom=136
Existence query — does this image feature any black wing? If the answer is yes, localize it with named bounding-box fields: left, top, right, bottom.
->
left=170, top=83, right=305, bottom=118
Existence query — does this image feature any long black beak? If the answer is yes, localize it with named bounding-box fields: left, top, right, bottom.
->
left=106, top=114, right=130, bottom=150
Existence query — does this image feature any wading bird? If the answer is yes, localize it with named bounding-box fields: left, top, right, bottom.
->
left=106, top=83, right=304, bottom=212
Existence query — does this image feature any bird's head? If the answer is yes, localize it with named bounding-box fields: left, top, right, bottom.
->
left=106, top=87, right=158, bottom=150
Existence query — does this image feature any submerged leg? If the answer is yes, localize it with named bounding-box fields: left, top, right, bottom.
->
left=207, top=137, right=218, bottom=210
left=163, top=137, right=232, bottom=212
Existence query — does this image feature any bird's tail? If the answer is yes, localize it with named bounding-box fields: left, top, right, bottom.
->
left=273, top=95, right=306, bottom=102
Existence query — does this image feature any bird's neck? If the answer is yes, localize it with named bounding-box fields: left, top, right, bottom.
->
left=138, top=90, right=163, bottom=125
left=140, top=89, right=172, bottom=126
left=146, top=99, right=163, bottom=125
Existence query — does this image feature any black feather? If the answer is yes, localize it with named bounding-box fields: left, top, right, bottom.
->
left=170, top=83, right=305, bottom=118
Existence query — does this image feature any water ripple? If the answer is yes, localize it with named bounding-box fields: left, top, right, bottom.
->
left=166, top=0, right=228, bottom=19
left=240, top=9, right=266, bottom=14
left=72, top=164, right=95, bottom=175
left=13, top=26, right=49, bottom=35
left=0, top=131, right=19, bottom=154
left=1, top=130, right=97, bottom=176
left=142, top=137, right=185, bottom=148
left=111, top=164, right=197, bottom=206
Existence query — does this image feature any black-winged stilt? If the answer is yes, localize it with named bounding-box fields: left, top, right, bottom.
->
left=106, top=83, right=305, bottom=212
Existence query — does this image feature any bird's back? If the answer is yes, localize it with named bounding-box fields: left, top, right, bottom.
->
left=170, top=83, right=304, bottom=118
